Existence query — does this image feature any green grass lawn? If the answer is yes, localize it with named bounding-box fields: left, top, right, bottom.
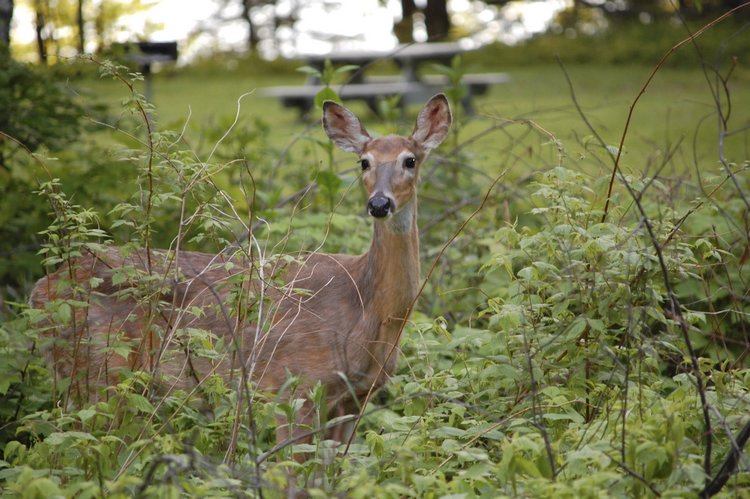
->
left=480, top=64, right=749, bottom=177
left=73, top=61, right=749, bottom=195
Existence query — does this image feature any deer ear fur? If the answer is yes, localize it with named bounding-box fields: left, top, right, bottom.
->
left=411, top=94, right=452, bottom=151
left=323, top=101, right=371, bottom=154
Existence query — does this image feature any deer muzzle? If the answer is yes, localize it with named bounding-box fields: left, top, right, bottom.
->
left=368, top=194, right=393, bottom=218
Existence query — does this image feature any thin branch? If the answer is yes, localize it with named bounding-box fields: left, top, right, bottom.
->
left=600, top=3, right=750, bottom=223
left=618, top=461, right=662, bottom=497
left=558, top=55, right=714, bottom=490
left=701, top=418, right=750, bottom=497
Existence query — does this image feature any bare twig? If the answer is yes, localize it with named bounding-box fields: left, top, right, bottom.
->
left=600, top=3, right=750, bottom=223
left=618, top=461, right=662, bottom=497
left=557, top=53, right=715, bottom=491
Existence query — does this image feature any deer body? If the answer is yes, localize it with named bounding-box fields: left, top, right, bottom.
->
left=30, top=94, right=451, bottom=448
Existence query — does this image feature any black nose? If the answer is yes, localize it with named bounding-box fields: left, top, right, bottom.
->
left=368, top=196, right=392, bottom=218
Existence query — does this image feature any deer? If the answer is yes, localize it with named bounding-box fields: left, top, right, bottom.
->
left=30, top=93, right=452, bottom=455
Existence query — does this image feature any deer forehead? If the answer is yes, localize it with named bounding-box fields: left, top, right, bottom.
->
left=362, top=136, right=420, bottom=163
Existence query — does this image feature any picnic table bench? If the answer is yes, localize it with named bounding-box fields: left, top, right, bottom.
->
left=259, top=42, right=509, bottom=116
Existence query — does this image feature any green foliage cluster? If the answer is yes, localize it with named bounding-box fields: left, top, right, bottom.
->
left=0, top=58, right=84, bottom=154
left=0, top=57, right=114, bottom=295
left=366, top=165, right=750, bottom=496
left=1, top=51, right=749, bottom=498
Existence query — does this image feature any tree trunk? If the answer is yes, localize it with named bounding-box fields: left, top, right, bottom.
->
left=77, top=0, right=84, bottom=54
left=424, top=0, right=450, bottom=41
left=34, top=0, right=47, bottom=64
left=394, top=0, right=416, bottom=43
left=241, top=0, right=259, bottom=52
left=0, top=0, right=13, bottom=53
left=0, top=0, right=9, bottom=167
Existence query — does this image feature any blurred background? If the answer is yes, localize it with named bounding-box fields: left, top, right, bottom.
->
left=3, top=1, right=750, bottom=62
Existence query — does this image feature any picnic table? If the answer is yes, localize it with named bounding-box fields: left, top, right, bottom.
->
left=260, top=42, right=509, bottom=116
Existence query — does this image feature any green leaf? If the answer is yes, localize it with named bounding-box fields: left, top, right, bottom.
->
left=517, top=266, right=535, bottom=280
left=56, top=302, right=72, bottom=324
left=566, top=317, right=588, bottom=340
left=334, top=64, right=359, bottom=75
left=460, top=462, right=493, bottom=480
left=45, top=431, right=98, bottom=446
left=434, top=426, right=467, bottom=438
left=3, top=441, right=26, bottom=463
left=111, top=271, right=127, bottom=286
left=126, top=393, right=155, bottom=414
left=315, top=87, right=340, bottom=109
left=77, top=409, right=97, bottom=423
left=365, top=430, right=384, bottom=458
left=515, top=456, right=542, bottom=477
left=0, top=378, right=10, bottom=395
left=543, top=411, right=584, bottom=423
left=296, top=65, right=321, bottom=77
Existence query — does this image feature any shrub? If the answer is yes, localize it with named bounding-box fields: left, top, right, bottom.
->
left=0, top=57, right=100, bottom=296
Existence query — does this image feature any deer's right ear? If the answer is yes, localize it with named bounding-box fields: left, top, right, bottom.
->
left=323, top=101, right=371, bottom=154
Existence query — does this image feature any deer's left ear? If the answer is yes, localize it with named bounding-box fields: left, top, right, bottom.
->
left=411, top=94, right=452, bottom=151
left=323, top=101, right=371, bottom=154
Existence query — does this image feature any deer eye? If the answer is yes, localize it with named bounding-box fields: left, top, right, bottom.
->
left=404, top=157, right=416, bottom=169
left=360, top=159, right=370, bottom=171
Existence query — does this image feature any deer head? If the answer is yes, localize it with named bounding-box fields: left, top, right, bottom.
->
left=322, top=94, right=452, bottom=221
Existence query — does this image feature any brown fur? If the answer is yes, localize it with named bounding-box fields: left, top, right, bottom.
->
left=30, top=94, right=452, bottom=450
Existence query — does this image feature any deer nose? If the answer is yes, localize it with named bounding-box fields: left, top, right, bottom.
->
left=368, top=195, right=392, bottom=218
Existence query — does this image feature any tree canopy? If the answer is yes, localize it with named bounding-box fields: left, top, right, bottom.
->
left=4, top=0, right=749, bottom=63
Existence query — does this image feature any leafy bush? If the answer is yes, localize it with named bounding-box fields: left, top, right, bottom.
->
left=0, top=57, right=112, bottom=296
left=0, top=58, right=85, bottom=155
left=327, top=160, right=750, bottom=496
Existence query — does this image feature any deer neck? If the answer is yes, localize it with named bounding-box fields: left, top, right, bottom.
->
left=361, top=200, right=420, bottom=324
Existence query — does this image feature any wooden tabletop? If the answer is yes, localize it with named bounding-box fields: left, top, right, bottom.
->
left=301, top=41, right=475, bottom=66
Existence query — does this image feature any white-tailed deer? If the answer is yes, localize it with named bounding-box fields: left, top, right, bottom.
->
left=30, top=94, right=451, bottom=453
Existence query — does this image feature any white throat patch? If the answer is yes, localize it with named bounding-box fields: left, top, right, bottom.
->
left=387, top=200, right=415, bottom=234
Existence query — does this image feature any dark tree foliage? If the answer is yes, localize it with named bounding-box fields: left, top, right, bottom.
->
left=0, top=59, right=83, bottom=156
left=0, top=58, right=84, bottom=290
left=0, top=0, right=11, bottom=53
